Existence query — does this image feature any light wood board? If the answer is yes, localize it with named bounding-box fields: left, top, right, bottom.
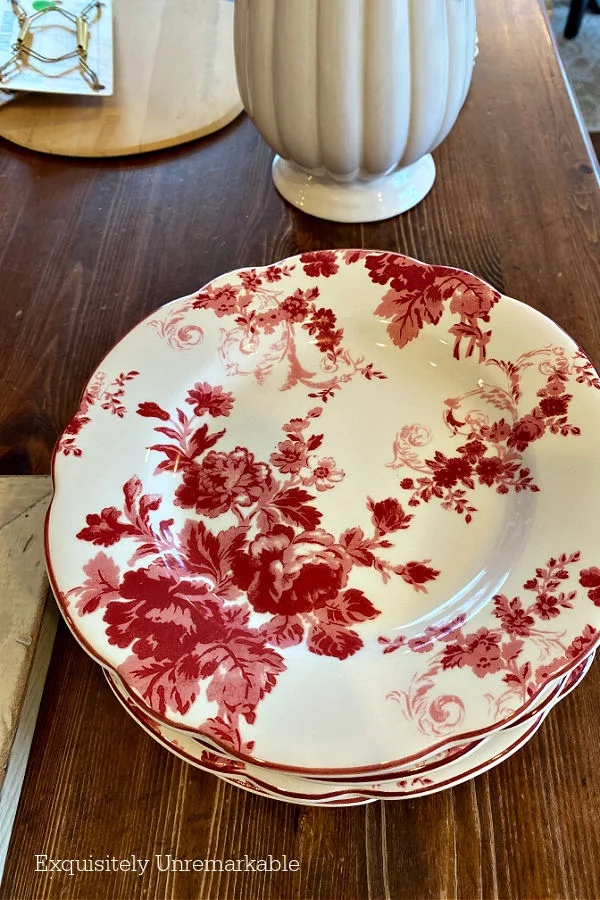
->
left=0, top=477, right=57, bottom=880
left=0, top=0, right=242, bottom=157
left=0, top=597, right=58, bottom=880
left=0, top=477, right=52, bottom=786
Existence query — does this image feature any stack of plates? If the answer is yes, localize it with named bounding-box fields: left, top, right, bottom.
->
left=46, top=250, right=600, bottom=806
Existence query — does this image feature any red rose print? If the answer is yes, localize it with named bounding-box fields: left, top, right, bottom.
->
left=533, top=592, right=562, bottom=620
left=239, top=270, right=262, bottom=292
left=303, top=457, right=344, bottom=492
left=544, top=377, right=567, bottom=397
left=458, top=439, right=487, bottom=461
left=185, top=383, right=235, bottom=418
left=64, top=253, right=600, bottom=750
left=493, top=595, right=535, bottom=637
left=580, top=567, right=600, bottom=606
left=175, top=448, right=271, bottom=517
left=442, top=628, right=503, bottom=678
left=538, top=396, right=570, bottom=418
left=280, top=288, right=317, bottom=323
left=428, top=454, right=473, bottom=489
left=306, top=308, right=336, bottom=334
left=254, top=309, right=282, bottom=334
left=368, top=497, right=413, bottom=536
left=231, top=525, right=350, bottom=617
left=483, top=420, right=512, bottom=443
left=508, top=413, right=546, bottom=451
left=385, top=551, right=594, bottom=739
left=391, top=347, right=586, bottom=523
left=109, top=565, right=227, bottom=656
left=270, top=439, right=307, bottom=475
left=475, top=456, right=506, bottom=487
left=71, top=379, right=441, bottom=735
left=301, top=251, right=339, bottom=278
left=263, top=266, right=286, bottom=283
left=177, top=255, right=387, bottom=406
left=193, top=285, right=241, bottom=317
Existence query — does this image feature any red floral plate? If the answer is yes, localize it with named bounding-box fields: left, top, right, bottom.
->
left=46, top=250, right=600, bottom=774
left=105, top=653, right=594, bottom=803
left=111, top=659, right=572, bottom=784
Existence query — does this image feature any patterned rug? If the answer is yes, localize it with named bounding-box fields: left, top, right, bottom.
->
left=551, top=1, right=600, bottom=132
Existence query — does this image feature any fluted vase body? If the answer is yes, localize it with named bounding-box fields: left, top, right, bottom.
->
left=234, top=0, right=477, bottom=222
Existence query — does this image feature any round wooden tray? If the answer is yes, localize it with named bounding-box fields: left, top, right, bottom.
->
left=0, top=0, right=243, bottom=157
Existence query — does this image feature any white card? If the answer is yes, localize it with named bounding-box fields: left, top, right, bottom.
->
left=0, top=0, right=113, bottom=96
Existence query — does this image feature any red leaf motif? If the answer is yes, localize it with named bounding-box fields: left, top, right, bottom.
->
left=137, top=402, right=170, bottom=420
left=269, top=486, right=323, bottom=530
left=204, top=634, right=286, bottom=720
left=70, top=552, right=121, bottom=614
left=148, top=444, right=184, bottom=474
left=178, top=521, right=248, bottom=601
left=501, top=639, right=524, bottom=662
left=439, top=642, right=466, bottom=670
left=366, top=254, right=499, bottom=358
left=259, top=614, right=305, bottom=648
left=446, top=272, right=498, bottom=320
left=188, top=424, right=227, bottom=458
left=322, top=588, right=381, bottom=626
left=396, top=561, right=440, bottom=593
left=448, top=322, right=491, bottom=360
left=119, top=654, right=200, bottom=716
left=307, top=434, right=324, bottom=452
left=375, top=285, right=443, bottom=351
left=306, top=623, right=363, bottom=660
left=139, top=494, right=161, bottom=524
left=76, top=506, right=135, bottom=546
left=201, top=715, right=255, bottom=754
left=339, top=527, right=376, bottom=567
left=123, top=475, right=142, bottom=511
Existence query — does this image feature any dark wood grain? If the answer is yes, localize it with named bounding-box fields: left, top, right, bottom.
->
left=3, top=0, right=600, bottom=897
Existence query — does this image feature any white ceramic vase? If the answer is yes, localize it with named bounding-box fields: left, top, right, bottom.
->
left=234, top=0, right=477, bottom=223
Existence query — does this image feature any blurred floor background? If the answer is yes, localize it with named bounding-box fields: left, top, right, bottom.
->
left=549, top=0, right=600, bottom=156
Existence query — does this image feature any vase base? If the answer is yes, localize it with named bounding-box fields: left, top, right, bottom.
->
left=271, top=154, right=436, bottom=223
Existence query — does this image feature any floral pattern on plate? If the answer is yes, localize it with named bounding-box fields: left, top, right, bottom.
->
left=46, top=250, right=600, bottom=774
left=58, top=370, right=140, bottom=457
left=105, top=650, right=593, bottom=803
left=389, top=346, right=587, bottom=523
left=379, top=553, right=598, bottom=736
left=68, top=388, right=440, bottom=753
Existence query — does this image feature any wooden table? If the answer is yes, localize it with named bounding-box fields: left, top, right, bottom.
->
left=2, top=1, right=600, bottom=897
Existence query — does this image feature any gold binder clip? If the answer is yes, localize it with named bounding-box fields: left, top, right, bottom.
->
left=0, top=0, right=104, bottom=91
